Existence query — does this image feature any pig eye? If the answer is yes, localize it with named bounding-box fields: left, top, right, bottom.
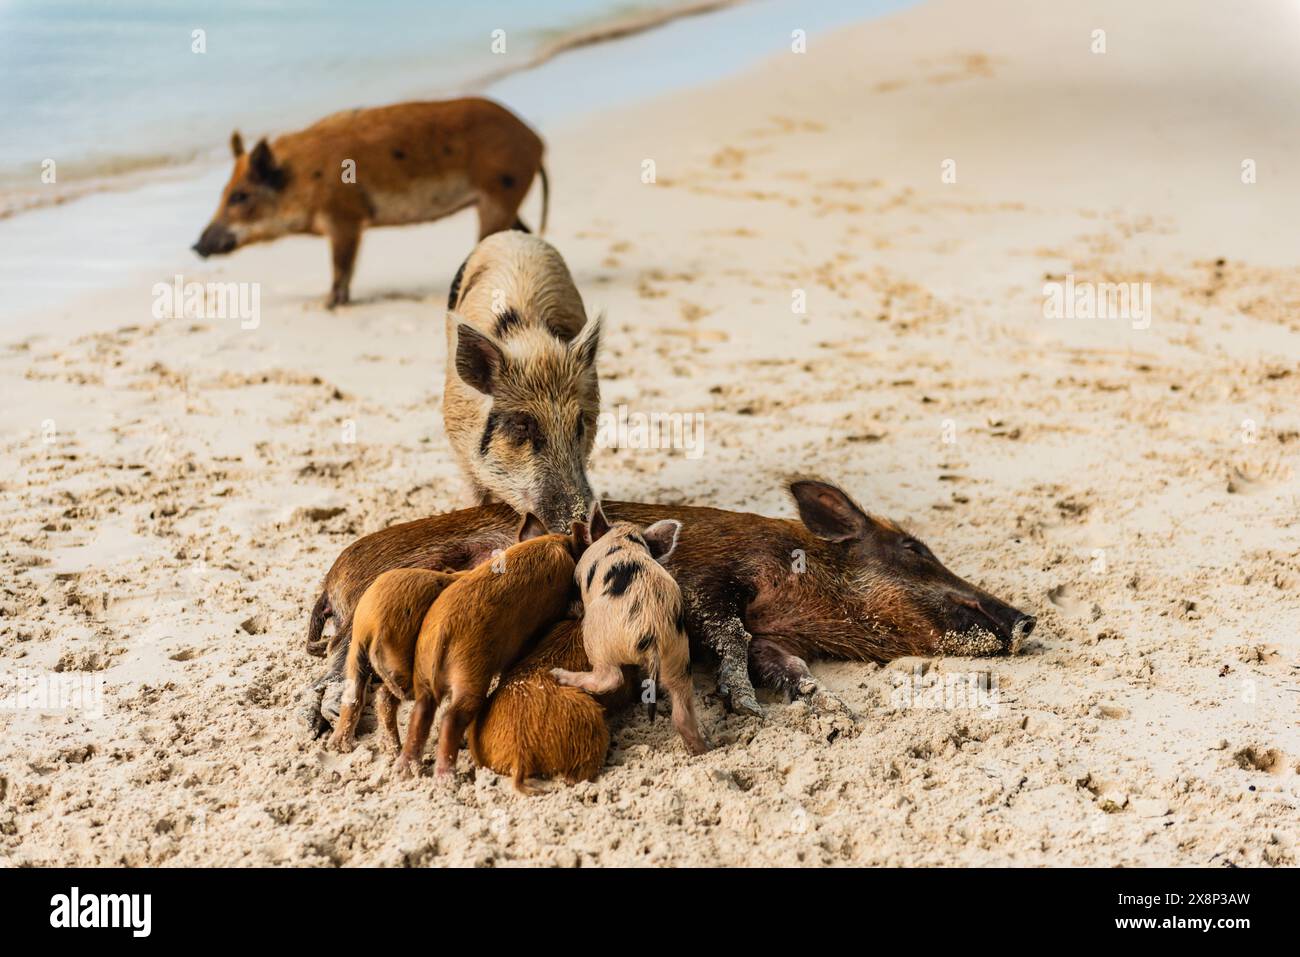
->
left=228, top=190, right=249, bottom=206
left=575, top=417, right=585, bottom=440
left=901, top=539, right=934, bottom=559
left=504, top=413, right=543, bottom=451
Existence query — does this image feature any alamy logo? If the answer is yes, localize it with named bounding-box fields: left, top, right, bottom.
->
left=889, top=666, right=1000, bottom=716
left=1042, top=274, right=1151, bottom=329
left=152, top=274, right=260, bottom=329
left=0, top=672, right=105, bottom=719
left=595, top=404, right=705, bottom=459
left=49, top=887, right=151, bottom=937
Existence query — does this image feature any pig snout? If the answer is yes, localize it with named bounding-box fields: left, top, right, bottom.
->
left=948, top=589, right=1036, bottom=655
left=535, top=478, right=594, bottom=533
left=192, top=223, right=236, bottom=257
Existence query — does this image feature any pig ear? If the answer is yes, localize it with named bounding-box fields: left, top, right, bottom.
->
left=642, top=519, right=681, bottom=563
left=248, top=138, right=284, bottom=188
left=587, top=500, right=610, bottom=541
left=790, top=480, right=870, bottom=542
left=568, top=521, right=589, bottom=559
left=517, top=512, right=548, bottom=542
left=454, top=321, right=505, bottom=396
left=230, top=131, right=245, bottom=158
left=570, top=313, right=602, bottom=370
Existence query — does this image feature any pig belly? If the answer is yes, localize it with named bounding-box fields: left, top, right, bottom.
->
left=368, top=173, right=475, bottom=227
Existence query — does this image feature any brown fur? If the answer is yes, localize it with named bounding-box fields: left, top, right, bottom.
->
left=395, top=520, right=583, bottom=778
left=326, top=567, right=462, bottom=754
left=468, top=619, right=636, bottom=794
left=193, top=98, right=548, bottom=306
left=443, top=232, right=599, bottom=531
left=304, top=481, right=1034, bottom=730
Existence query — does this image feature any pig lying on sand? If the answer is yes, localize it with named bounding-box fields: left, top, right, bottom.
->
left=193, top=98, right=548, bottom=306
left=552, top=504, right=710, bottom=756
left=302, top=479, right=1036, bottom=733
left=444, top=231, right=600, bottom=532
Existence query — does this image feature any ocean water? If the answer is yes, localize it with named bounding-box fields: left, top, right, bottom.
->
left=0, top=0, right=680, bottom=195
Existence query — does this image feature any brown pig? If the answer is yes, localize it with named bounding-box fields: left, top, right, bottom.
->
left=468, top=618, right=637, bottom=794
left=302, top=478, right=1036, bottom=733
left=444, top=231, right=600, bottom=531
left=396, top=514, right=585, bottom=778
left=326, top=567, right=462, bottom=755
left=192, top=98, right=549, bottom=306
left=551, top=504, right=710, bottom=756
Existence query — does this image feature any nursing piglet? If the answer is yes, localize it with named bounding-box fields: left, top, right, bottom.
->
left=552, top=503, right=710, bottom=755
left=398, top=514, right=585, bottom=778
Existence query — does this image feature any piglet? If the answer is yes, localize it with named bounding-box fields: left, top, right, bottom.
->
left=327, top=566, right=463, bottom=755
left=552, top=503, right=710, bottom=756
left=398, top=513, right=585, bottom=778
left=469, top=618, right=636, bottom=793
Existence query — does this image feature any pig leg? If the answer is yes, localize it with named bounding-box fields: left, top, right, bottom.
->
left=748, top=638, right=817, bottom=699
left=749, top=637, right=856, bottom=719
left=326, top=218, right=362, bottom=308
left=300, top=625, right=351, bottom=736
left=707, top=617, right=764, bottom=718
left=327, top=644, right=371, bottom=752
left=664, top=674, right=711, bottom=755
left=395, top=693, right=436, bottom=777
left=374, top=686, right=402, bottom=754
left=476, top=195, right=523, bottom=240
left=302, top=673, right=332, bottom=738
left=434, top=691, right=484, bottom=778
left=682, top=590, right=763, bottom=717
left=551, top=662, right=624, bottom=695
left=476, top=167, right=533, bottom=238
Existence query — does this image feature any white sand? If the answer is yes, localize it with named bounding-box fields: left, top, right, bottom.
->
left=1, top=0, right=1297, bottom=866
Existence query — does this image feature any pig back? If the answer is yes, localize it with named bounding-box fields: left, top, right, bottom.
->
left=449, top=231, right=587, bottom=341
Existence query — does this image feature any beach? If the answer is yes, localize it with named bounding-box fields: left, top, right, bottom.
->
left=1, top=0, right=1298, bottom=867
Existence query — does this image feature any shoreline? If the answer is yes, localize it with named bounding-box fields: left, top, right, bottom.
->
left=0, top=0, right=753, bottom=224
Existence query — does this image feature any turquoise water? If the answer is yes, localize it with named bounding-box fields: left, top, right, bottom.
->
left=0, top=0, right=676, bottom=190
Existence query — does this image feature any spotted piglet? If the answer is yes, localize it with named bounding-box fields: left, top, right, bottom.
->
left=552, top=502, right=710, bottom=755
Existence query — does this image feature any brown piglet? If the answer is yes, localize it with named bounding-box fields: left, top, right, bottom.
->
left=468, top=618, right=636, bottom=794
left=397, top=514, right=585, bottom=778
left=326, top=567, right=463, bottom=755
left=552, top=503, right=710, bottom=756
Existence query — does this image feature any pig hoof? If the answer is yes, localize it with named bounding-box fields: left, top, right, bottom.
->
left=319, top=679, right=345, bottom=725
left=393, top=756, right=418, bottom=778
left=300, top=686, right=330, bottom=737
left=719, top=688, right=764, bottom=718
left=805, top=688, right=858, bottom=722
left=329, top=733, right=356, bottom=754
